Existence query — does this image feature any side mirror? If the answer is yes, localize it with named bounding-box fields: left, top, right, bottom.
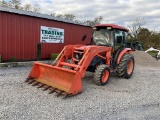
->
left=82, top=35, right=87, bottom=41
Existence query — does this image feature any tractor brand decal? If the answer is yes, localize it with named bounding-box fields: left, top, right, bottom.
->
left=40, top=26, right=64, bottom=43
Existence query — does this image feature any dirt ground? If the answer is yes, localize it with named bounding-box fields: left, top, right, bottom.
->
left=0, top=51, right=160, bottom=120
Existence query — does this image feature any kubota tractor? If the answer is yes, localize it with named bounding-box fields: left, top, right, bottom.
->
left=25, top=24, right=134, bottom=97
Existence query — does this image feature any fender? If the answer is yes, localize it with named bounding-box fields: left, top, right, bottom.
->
left=117, top=48, right=132, bottom=64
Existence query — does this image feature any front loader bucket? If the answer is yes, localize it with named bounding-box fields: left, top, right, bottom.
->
left=26, top=62, right=82, bottom=96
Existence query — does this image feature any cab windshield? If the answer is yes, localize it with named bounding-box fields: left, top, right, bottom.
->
left=93, top=29, right=113, bottom=46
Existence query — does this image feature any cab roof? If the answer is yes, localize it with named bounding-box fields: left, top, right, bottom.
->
left=95, top=24, right=129, bottom=32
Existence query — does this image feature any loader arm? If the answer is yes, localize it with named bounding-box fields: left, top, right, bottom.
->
left=55, top=45, right=112, bottom=77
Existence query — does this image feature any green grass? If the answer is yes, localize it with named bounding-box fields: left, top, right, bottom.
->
left=147, top=51, right=158, bottom=57
left=10, top=56, right=16, bottom=62
left=51, top=53, right=59, bottom=60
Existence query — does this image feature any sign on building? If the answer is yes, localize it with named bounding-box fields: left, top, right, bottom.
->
left=40, top=26, right=64, bottom=43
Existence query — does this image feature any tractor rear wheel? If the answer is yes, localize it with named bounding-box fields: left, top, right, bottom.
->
left=93, top=64, right=110, bottom=85
left=116, top=53, right=134, bottom=79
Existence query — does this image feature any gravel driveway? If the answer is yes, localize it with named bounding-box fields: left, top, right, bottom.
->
left=0, top=51, right=160, bottom=120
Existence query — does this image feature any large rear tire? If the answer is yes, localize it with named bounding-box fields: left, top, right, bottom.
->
left=93, top=64, right=110, bottom=85
left=116, top=53, right=134, bottom=79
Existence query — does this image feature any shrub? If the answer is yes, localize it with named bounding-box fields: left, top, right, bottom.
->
left=10, top=56, right=16, bottom=62
left=51, top=53, right=58, bottom=60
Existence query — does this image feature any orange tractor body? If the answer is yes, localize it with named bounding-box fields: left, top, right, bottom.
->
left=26, top=24, right=134, bottom=97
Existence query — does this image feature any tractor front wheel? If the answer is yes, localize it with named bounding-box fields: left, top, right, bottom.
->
left=116, top=53, right=134, bottom=79
left=93, top=64, right=110, bottom=85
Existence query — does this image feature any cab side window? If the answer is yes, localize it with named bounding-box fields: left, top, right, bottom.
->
left=114, top=30, right=124, bottom=50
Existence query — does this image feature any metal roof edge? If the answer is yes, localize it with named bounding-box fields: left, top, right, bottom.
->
left=0, top=6, right=90, bottom=27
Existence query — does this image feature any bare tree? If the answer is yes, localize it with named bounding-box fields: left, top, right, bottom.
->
left=51, top=13, right=75, bottom=21
left=23, top=3, right=32, bottom=11
left=56, top=13, right=63, bottom=18
left=83, top=20, right=95, bottom=26
left=0, top=0, right=9, bottom=7
left=84, top=16, right=103, bottom=26
left=0, top=0, right=41, bottom=13
left=50, top=13, right=103, bottom=26
left=94, top=16, right=103, bottom=24
left=63, top=14, right=75, bottom=21
left=9, top=0, right=21, bottom=9
left=50, top=13, right=56, bottom=17
left=32, top=6, right=41, bottom=13
left=128, top=17, right=146, bottom=38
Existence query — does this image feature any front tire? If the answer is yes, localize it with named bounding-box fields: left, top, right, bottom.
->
left=116, top=53, right=134, bottom=79
left=93, top=64, right=110, bottom=85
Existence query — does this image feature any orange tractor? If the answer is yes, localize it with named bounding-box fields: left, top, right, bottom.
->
left=25, top=24, right=134, bottom=97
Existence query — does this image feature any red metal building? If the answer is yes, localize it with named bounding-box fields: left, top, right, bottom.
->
left=0, top=7, right=92, bottom=61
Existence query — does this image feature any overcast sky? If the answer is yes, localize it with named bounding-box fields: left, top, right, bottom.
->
left=18, top=0, right=160, bottom=31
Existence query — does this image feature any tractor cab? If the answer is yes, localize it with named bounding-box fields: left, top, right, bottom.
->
left=93, top=24, right=129, bottom=51
left=87, top=24, right=130, bottom=70
left=92, top=26, right=114, bottom=46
